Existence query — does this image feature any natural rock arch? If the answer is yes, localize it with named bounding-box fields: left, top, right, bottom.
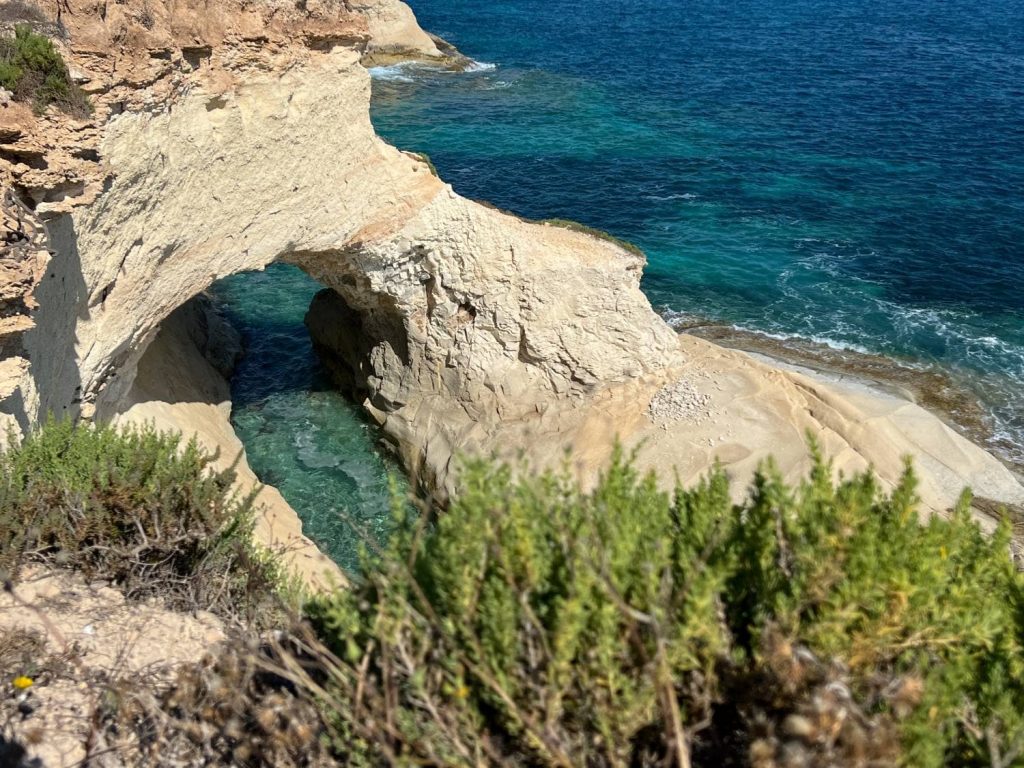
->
left=2, top=0, right=1021, bottom=591
left=23, top=48, right=679, bottom=499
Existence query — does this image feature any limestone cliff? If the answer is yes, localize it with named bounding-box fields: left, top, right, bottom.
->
left=0, top=0, right=449, bottom=417
left=0, top=0, right=1022, bottom=589
left=0, top=0, right=451, bottom=583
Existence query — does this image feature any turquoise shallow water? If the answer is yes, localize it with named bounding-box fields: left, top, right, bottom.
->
left=212, top=266, right=406, bottom=572
left=214, top=0, right=1023, bottom=568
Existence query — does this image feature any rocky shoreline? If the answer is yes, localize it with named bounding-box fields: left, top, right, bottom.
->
left=679, top=322, right=1023, bottom=474
left=678, top=329, right=1024, bottom=528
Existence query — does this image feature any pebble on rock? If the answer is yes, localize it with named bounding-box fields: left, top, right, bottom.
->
left=647, top=377, right=713, bottom=426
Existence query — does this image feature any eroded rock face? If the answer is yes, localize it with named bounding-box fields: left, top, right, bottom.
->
left=0, top=0, right=445, bottom=428
left=0, top=0, right=408, bottom=215
left=354, top=0, right=446, bottom=63
left=26, top=52, right=423, bottom=419
left=299, top=195, right=682, bottom=495
left=0, top=191, right=49, bottom=406
left=0, top=0, right=455, bottom=575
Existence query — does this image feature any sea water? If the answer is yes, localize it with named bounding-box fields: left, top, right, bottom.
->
left=373, top=0, right=1024, bottom=464
left=212, top=266, right=406, bottom=572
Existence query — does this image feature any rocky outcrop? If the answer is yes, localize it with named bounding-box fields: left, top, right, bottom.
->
left=300, top=197, right=683, bottom=496
left=0, top=0, right=1021, bottom=589
left=355, top=0, right=445, bottom=64
left=34, top=34, right=1018, bottom=516
left=27, top=43, right=682, bottom=495
left=0, top=0, right=450, bottom=580
left=0, top=0, right=451, bottom=399
left=0, top=0, right=451, bottom=212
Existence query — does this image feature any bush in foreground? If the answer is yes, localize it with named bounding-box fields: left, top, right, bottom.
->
left=0, top=418, right=282, bottom=623
left=306, top=447, right=1024, bottom=767
left=3, top=421, right=1022, bottom=766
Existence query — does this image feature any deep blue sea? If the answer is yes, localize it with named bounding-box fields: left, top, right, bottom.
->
left=215, top=0, right=1024, bottom=568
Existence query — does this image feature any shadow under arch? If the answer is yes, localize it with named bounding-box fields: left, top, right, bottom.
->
left=127, top=262, right=409, bottom=573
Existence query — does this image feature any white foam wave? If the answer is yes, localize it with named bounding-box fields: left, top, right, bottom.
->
left=657, top=309, right=873, bottom=355
left=646, top=193, right=698, bottom=202
left=368, top=63, right=416, bottom=82
left=372, top=58, right=497, bottom=82
left=879, top=303, right=1024, bottom=374
left=658, top=307, right=705, bottom=329
left=730, top=325, right=875, bottom=356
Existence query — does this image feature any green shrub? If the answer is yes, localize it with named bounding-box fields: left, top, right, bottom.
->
left=0, top=24, right=89, bottom=115
left=4, top=421, right=1021, bottom=766
left=407, top=151, right=439, bottom=177
left=0, top=60, right=19, bottom=90
left=465, top=202, right=646, bottom=259
left=0, top=418, right=283, bottom=625
left=307, top=445, right=1024, bottom=766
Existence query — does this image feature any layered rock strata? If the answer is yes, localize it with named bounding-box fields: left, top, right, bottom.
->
left=0, top=0, right=447, bottom=584
left=0, top=190, right=48, bottom=410
left=0, top=0, right=449, bottom=421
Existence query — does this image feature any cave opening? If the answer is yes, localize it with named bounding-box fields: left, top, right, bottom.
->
left=206, top=263, right=408, bottom=572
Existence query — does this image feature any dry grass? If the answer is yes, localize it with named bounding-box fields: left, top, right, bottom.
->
left=0, top=1, right=48, bottom=26
left=91, top=629, right=336, bottom=767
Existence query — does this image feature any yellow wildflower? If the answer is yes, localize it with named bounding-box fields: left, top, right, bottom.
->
left=12, top=676, right=33, bottom=690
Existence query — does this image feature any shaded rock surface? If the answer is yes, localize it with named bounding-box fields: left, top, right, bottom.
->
left=115, top=295, right=344, bottom=589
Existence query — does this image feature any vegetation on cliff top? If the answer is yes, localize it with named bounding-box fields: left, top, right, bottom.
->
left=2, top=422, right=1023, bottom=765
left=466, top=198, right=646, bottom=259
left=541, top=218, right=646, bottom=258
left=0, top=24, right=90, bottom=116
left=307, top=448, right=1024, bottom=766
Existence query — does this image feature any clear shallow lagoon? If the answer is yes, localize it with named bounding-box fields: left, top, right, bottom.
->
left=214, top=0, right=1023, bottom=568
left=211, top=266, right=406, bottom=573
